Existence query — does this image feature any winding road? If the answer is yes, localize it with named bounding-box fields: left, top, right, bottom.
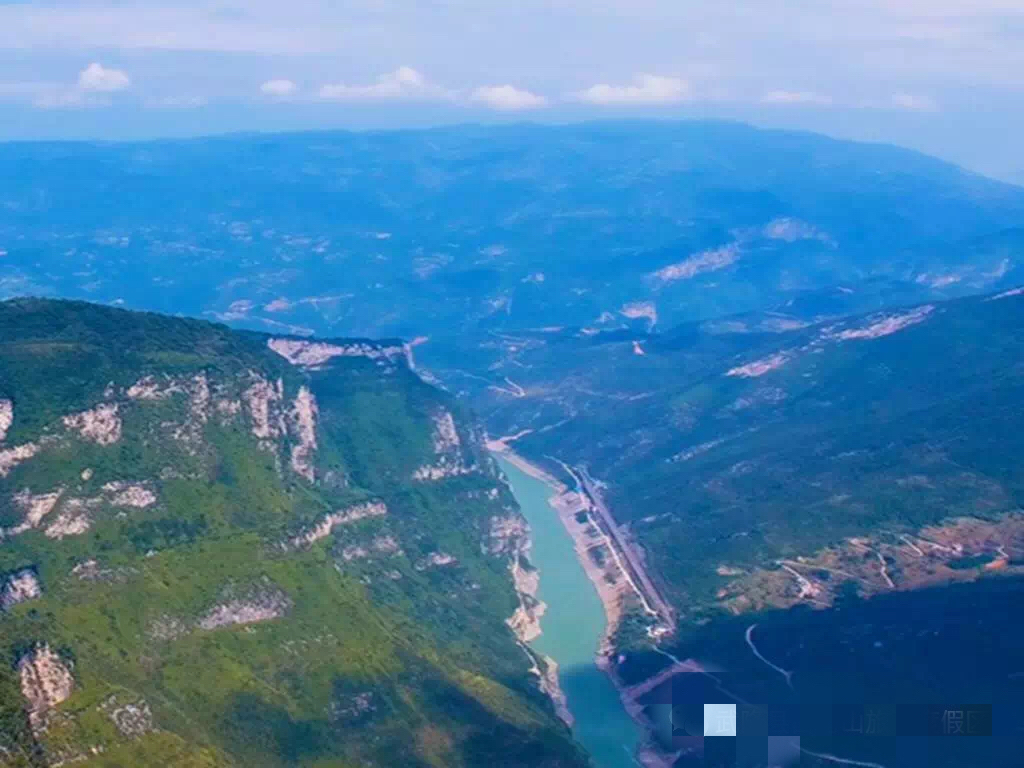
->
left=573, top=467, right=676, bottom=629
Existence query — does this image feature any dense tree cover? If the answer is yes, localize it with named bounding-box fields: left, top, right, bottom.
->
left=0, top=299, right=586, bottom=768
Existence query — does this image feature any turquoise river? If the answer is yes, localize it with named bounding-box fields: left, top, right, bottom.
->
left=497, top=456, right=642, bottom=768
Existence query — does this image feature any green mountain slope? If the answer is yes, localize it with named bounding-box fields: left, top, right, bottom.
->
left=0, top=299, right=586, bottom=768
left=462, top=288, right=1024, bottom=628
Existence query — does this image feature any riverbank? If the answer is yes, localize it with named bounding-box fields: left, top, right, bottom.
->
left=495, top=451, right=643, bottom=768
left=491, top=444, right=631, bottom=656
left=492, top=445, right=681, bottom=768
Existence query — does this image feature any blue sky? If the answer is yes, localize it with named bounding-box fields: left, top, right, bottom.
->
left=0, top=0, right=1021, bottom=181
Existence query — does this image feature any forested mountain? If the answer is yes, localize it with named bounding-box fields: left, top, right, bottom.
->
left=3, top=122, right=1024, bottom=768
left=0, top=299, right=585, bottom=768
left=1, top=122, right=1022, bottom=346
left=462, top=288, right=1024, bottom=625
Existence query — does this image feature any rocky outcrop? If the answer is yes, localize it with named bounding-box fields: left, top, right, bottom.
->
left=198, top=588, right=292, bottom=631
left=372, top=535, right=401, bottom=555
left=413, top=409, right=473, bottom=481
left=269, top=338, right=407, bottom=368
left=1, top=567, right=42, bottom=610
left=430, top=410, right=461, bottom=454
left=243, top=376, right=286, bottom=441
left=71, top=559, right=137, bottom=584
left=411, top=464, right=473, bottom=481
left=340, top=545, right=369, bottom=561
left=45, top=498, right=98, bottom=539
left=825, top=305, right=935, bottom=341
left=4, top=488, right=62, bottom=536
left=487, top=514, right=528, bottom=556
left=127, top=375, right=183, bottom=400
left=99, top=695, right=154, bottom=738
left=0, top=398, right=12, bottom=442
left=414, top=552, right=458, bottom=571
left=507, top=555, right=545, bottom=644
left=102, top=482, right=157, bottom=509
left=289, top=386, right=319, bottom=482
left=62, top=404, right=122, bottom=446
left=0, top=442, right=39, bottom=478
left=5, top=483, right=155, bottom=541
left=285, top=502, right=388, bottom=549
left=648, top=244, right=740, bottom=284
left=18, top=644, right=75, bottom=732
left=726, top=352, right=790, bottom=378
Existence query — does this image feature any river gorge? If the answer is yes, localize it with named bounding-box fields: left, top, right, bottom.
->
left=497, top=455, right=643, bottom=768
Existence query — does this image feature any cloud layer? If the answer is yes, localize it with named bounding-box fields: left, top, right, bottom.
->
left=575, top=75, right=691, bottom=105
left=318, top=67, right=452, bottom=102
left=470, top=85, right=547, bottom=111
left=260, top=79, right=298, bottom=97
left=78, top=62, right=130, bottom=93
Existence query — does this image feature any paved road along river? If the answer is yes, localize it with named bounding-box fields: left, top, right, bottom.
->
left=497, top=456, right=642, bottom=768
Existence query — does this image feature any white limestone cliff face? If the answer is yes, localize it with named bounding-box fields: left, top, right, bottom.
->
left=289, top=386, right=319, bottom=482
left=0, top=399, right=12, bottom=442
left=4, top=489, right=63, bottom=536
left=506, top=530, right=546, bottom=645
left=486, top=514, right=529, bottom=556
left=285, top=502, right=389, bottom=549
left=45, top=498, right=97, bottom=540
left=190, top=374, right=211, bottom=422
left=430, top=410, right=461, bottom=454
left=128, top=374, right=210, bottom=449
left=0, top=442, right=39, bottom=478
left=1, top=568, right=42, bottom=610
left=825, top=305, right=935, bottom=341
left=726, top=352, right=791, bottom=378
left=18, top=645, right=75, bottom=732
left=126, top=376, right=182, bottom=400
left=413, top=409, right=473, bottom=481
left=6, top=481, right=157, bottom=541
left=243, top=376, right=286, bottom=441
left=372, top=535, right=401, bottom=555
left=341, top=544, right=369, bottom=561
left=63, top=404, right=122, bottom=446
left=198, top=589, right=292, bottom=630
left=102, top=482, right=157, bottom=509
left=215, top=398, right=243, bottom=418
left=649, top=244, right=740, bottom=284
left=268, top=338, right=407, bottom=368
left=412, top=464, right=473, bottom=481
left=414, top=552, right=457, bottom=571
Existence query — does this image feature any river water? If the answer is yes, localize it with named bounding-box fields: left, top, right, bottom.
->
left=497, top=456, right=642, bottom=768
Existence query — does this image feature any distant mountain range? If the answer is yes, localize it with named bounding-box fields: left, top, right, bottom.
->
left=2, top=121, right=1024, bottom=767
left=1, top=122, right=1022, bottom=344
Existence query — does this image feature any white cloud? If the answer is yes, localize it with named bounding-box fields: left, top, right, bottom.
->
left=575, top=74, right=691, bottom=105
left=260, top=79, right=297, bottom=97
left=319, top=66, right=452, bottom=102
left=470, top=84, right=547, bottom=111
left=762, top=89, right=833, bottom=105
left=77, top=62, right=130, bottom=93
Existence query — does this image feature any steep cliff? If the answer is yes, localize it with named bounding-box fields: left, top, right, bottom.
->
left=0, top=299, right=586, bottom=768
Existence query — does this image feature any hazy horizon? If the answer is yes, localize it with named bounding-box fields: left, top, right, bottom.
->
left=0, top=0, right=1020, bottom=182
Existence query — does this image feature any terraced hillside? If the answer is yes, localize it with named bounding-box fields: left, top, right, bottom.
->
left=0, top=299, right=587, bottom=768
